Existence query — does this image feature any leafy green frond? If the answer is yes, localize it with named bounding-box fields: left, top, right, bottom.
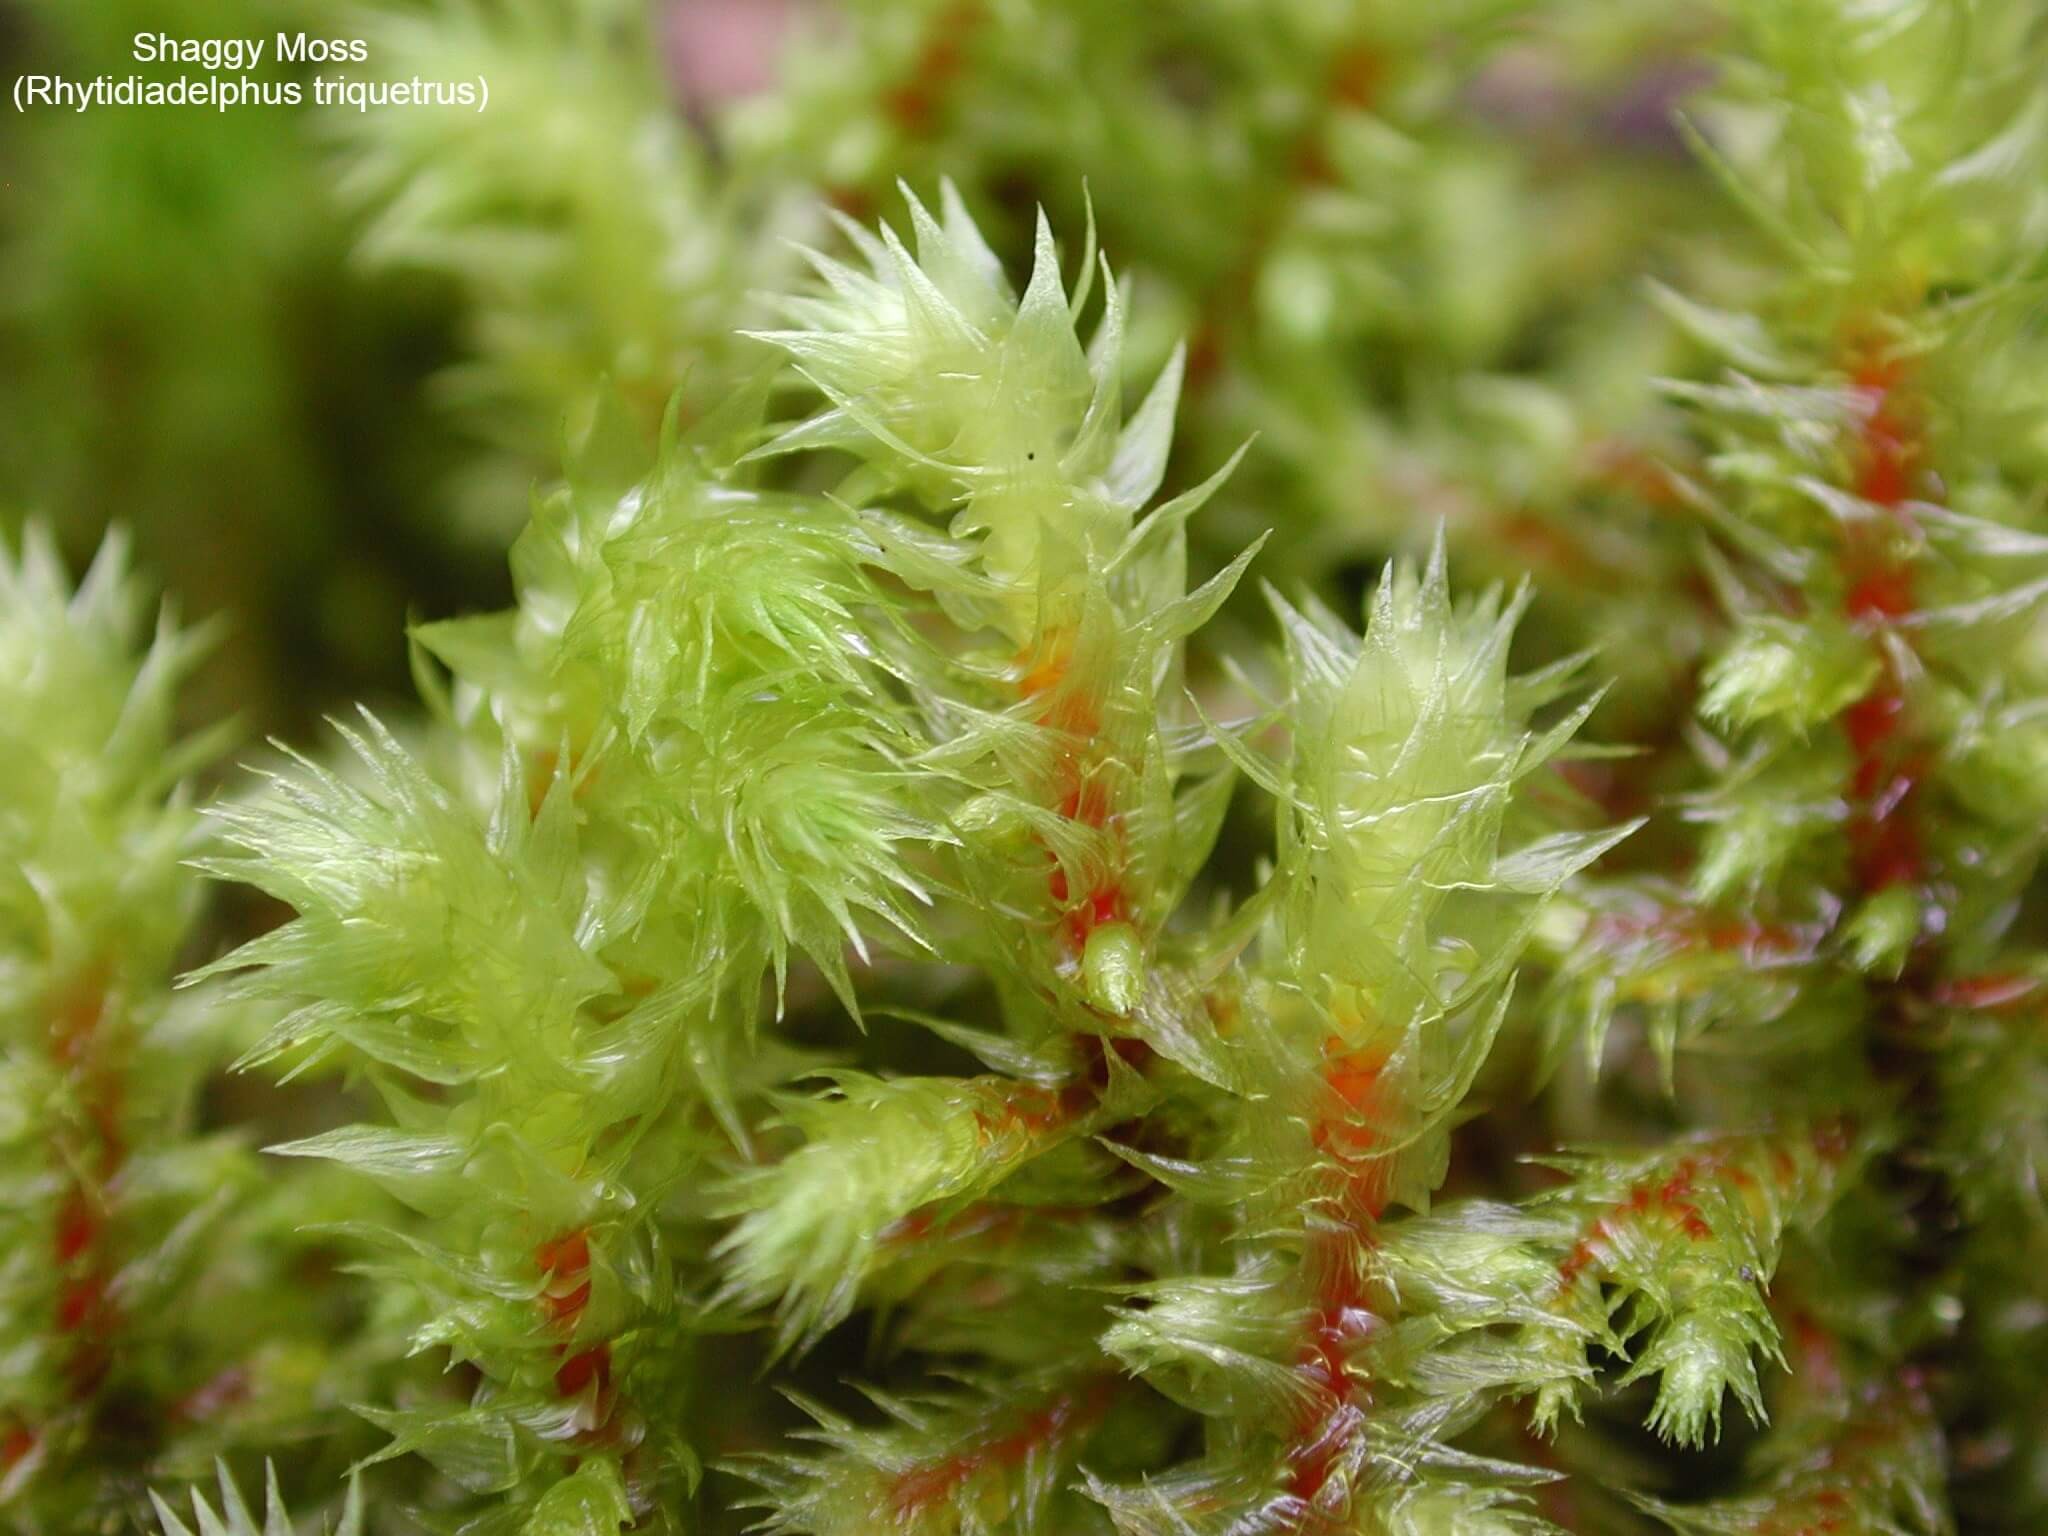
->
left=1523, top=1122, right=1866, bottom=1445
left=746, top=186, right=1258, bottom=1038
left=750, top=180, right=1189, bottom=612
left=0, top=525, right=323, bottom=1514
left=1083, top=1406, right=1566, bottom=1536
left=413, top=403, right=945, bottom=1021
left=1081, top=541, right=1630, bottom=1536
left=1101, top=1262, right=1320, bottom=1422
left=715, top=1068, right=1128, bottom=1357
left=1119, top=549, right=1636, bottom=1235
left=738, top=1374, right=1118, bottom=1536
left=1696, top=0, right=2048, bottom=288
left=195, top=717, right=614, bottom=1082
left=0, top=522, right=221, bottom=980
left=1271, top=542, right=1634, bottom=1033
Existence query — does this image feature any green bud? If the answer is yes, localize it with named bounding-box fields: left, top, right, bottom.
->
left=1083, top=922, right=1145, bottom=1016
left=1844, top=885, right=1921, bottom=978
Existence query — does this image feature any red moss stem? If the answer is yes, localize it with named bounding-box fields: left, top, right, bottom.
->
left=887, top=1377, right=1115, bottom=1519
left=1275, top=1037, right=1404, bottom=1525
left=1552, top=1124, right=1850, bottom=1293
left=1837, top=344, right=1927, bottom=896
left=1016, top=628, right=1131, bottom=959
left=535, top=1228, right=617, bottom=1424
left=49, top=967, right=124, bottom=1400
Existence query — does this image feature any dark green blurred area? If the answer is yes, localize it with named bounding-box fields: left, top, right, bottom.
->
left=0, top=0, right=505, bottom=742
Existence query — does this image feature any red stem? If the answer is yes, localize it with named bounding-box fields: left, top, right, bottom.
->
left=1017, top=628, right=1131, bottom=959
left=888, top=1378, right=1115, bottom=1519
left=536, top=1228, right=616, bottom=1424
left=50, top=967, right=123, bottom=1400
left=1838, top=345, right=1926, bottom=895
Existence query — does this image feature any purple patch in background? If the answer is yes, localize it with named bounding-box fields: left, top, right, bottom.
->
left=666, top=0, right=807, bottom=106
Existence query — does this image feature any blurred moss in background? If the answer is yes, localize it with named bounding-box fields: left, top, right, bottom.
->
left=2, top=0, right=1726, bottom=750
left=0, top=0, right=504, bottom=741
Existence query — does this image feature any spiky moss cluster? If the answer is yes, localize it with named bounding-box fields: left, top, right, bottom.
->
left=1074, top=554, right=1639, bottom=1536
left=746, top=186, right=1256, bottom=1021
left=127, top=2, right=2048, bottom=1518
left=191, top=396, right=937, bottom=1518
left=1532, top=0, right=2048, bottom=1529
left=158, top=133, right=2039, bottom=1524
left=714, top=190, right=1254, bottom=1371
left=177, top=185, right=1769, bottom=1531
left=0, top=529, right=383, bottom=1528
left=699, top=189, right=1652, bottom=1536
